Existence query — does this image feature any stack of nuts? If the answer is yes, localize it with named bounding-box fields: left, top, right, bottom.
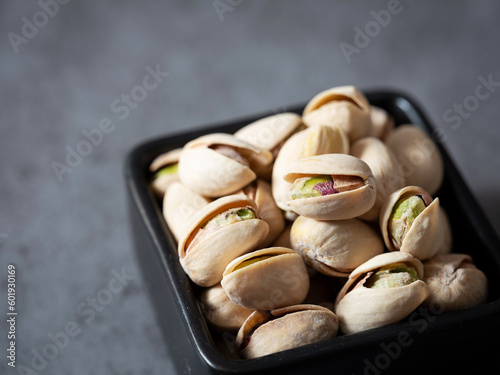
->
left=149, top=86, right=488, bottom=359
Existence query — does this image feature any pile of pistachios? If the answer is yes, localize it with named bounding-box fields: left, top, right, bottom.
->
left=149, top=86, right=488, bottom=359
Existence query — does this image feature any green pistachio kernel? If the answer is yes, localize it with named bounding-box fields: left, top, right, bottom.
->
left=290, top=175, right=336, bottom=200
left=366, top=263, right=419, bottom=289
left=204, top=207, right=256, bottom=231
left=388, top=195, right=426, bottom=247
left=154, top=163, right=178, bottom=178
left=233, top=255, right=274, bottom=272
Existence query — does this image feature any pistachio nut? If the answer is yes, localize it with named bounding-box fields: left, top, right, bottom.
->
left=386, top=124, right=444, bottom=196
left=236, top=304, right=339, bottom=359
left=272, top=125, right=349, bottom=214
left=423, top=254, right=488, bottom=312
left=222, top=247, right=310, bottom=310
left=271, top=223, right=292, bottom=248
left=351, top=137, right=406, bottom=221
left=369, top=105, right=394, bottom=140
left=198, top=283, right=254, bottom=332
left=380, top=186, right=444, bottom=260
left=290, top=216, right=384, bottom=277
left=284, top=154, right=377, bottom=220
left=163, top=181, right=211, bottom=241
left=177, top=133, right=273, bottom=197
left=335, top=252, right=429, bottom=334
left=436, top=207, right=453, bottom=255
left=178, top=195, right=269, bottom=287
left=302, top=86, right=371, bottom=142
left=239, top=179, right=285, bottom=247
left=149, top=148, right=182, bottom=198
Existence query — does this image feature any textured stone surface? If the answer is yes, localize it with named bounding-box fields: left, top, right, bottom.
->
left=0, top=1, right=499, bottom=374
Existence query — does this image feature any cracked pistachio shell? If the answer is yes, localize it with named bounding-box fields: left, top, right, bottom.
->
left=222, top=247, right=310, bottom=310
left=351, top=137, right=406, bottom=222
left=237, top=179, right=285, bottom=247
left=236, top=304, right=339, bottom=359
left=335, top=252, right=428, bottom=334
left=380, top=186, right=444, bottom=260
left=284, top=154, right=377, bottom=220
left=436, top=207, right=452, bottom=255
left=177, top=133, right=273, bottom=198
left=149, top=148, right=182, bottom=198
left=290, top=216, right=384, bottom=277
left=163, top=181, right=211, bottom=241
left=369, top=105, right=394, bottom=140
left=423, top=254, right=488, bottom=312
left=178, top=195, right=269, bottom=287
left=272, top=125, right=349, bottom=213
left=198, top=283, right=254, bottom=333
left=302, top=86, right=371, bottom=142
left=386, top=125, right=444, bottom=196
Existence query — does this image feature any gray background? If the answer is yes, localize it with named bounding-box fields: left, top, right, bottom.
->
left=1, top=1, right=499, bottom=374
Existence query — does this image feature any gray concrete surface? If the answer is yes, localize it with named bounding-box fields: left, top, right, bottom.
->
left=0, top=1, right=499, bottom=374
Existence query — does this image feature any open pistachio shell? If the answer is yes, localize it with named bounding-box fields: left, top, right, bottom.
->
left=436, top=207, right=453, bottom=255
left=177, top=133, right=273, bottom=198
left=369, top=105, right=394, bottom=140
left=380, top=186, right=444, bottom=260
left=272, top=125, right=349, bottom=213
left=198, top=283, right=254, bottom=333
left=302, top=86, right=371, bottom=142
left=238, top=179, right=285, bottom=247
left=149, top=148, right=182, bottom=198
left=335, top=252, right=428, bottom=334
left=178, top=195, right=269, bottom=287
left=284, top=154, right=377, bottom=220
left=236, top=304, right=339, bottom=359
left=234, top=112, right=303, bottom=154
left=386, top=125, right=444, bottom=196
left=222, top=247, right=310, bottom=310
left=351, top=137, right=406, bottom=221
left=423, top=254, right=488, bottom=312
left=290, top=216, right=384, bottom=277
left=163, top=181, right=211, bottom=241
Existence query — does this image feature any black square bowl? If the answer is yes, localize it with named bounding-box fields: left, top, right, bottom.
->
left=124, top=91, right=500, bottom=375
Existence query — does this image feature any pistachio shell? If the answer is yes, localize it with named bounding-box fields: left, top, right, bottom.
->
left=436, top=207, right=453, bottom=255
left=380, top=186, right=444, bottom=260
left=284, top=154, right=377, bottom=220
left=272, top=125, right=349, bottom=213
left=178, top=195, right=269, bottom=287
left=271, top=224, right=292, bottom=248
left=351, top=137, right=406, bottom=221
left=222, top=247, right=310, bottom=310
left=149, top=148, right=182, bottom=197
left=234, top=112, right=302, bottom=152
left=198, top=283, right=254, bottom=332
left=386, top=125, right=444, bottom=196
left=163, top=181, right=211, bottom=241
left=335, top=252, right=428, bottom=334
left=290, top=216, right=384, bottom=277
left=369, top=105, right=394, bottom=140
left=423, top=254, right=488, bottom=312
left=239, top=180, right=285, bottom=247
left=302, top=86, right=371, bottom=142
left=236, top=304, right=339, bottom=359
left=178, top=133, right=273, bottom=197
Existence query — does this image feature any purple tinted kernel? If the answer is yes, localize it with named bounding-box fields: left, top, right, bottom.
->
left=312, top=180, right=339, bottom=196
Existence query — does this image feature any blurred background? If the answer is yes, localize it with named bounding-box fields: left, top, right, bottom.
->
left=1, top=1, right=499, bottom=374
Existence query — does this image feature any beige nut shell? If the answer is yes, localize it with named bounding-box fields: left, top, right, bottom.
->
left=222, top=247, right=310, bottom=310
left=386, top=125, right=444, bottom=196
left=178, top=133, right=272, bottom=197
left=284, top=154, right=377, bottom=221
left=335, top=252, right=428, bottom=334
left=198, top=283, right=254, bottom=333
left=272, top=125, right=349, bottom=212
left=178, top=195, right=269, bottom=287
left=369, top=105, right=394, bottom=140
left=234, top=112, right=302, bottom=152
left=290, top=216, right=384, bottom=277
left=302, top=86, right=371, bottom=142
left=236, top=304, right=339, bottom=359
left=163, top=181, right=211, bottom=241
left=423, top=254, right=488, bottom=312
left=351, top=137, right=406, bottom=222
left=380, top=186, right=444, bottom=260
left=149, top=148, right=182, bottom=197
